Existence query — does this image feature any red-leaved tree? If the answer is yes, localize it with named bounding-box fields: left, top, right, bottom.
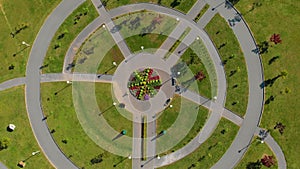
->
left=270, top=33, right=282, bottom=44
left=194, top=71, right=206, bottom=81
left=261, top=155, right=276, bottom=168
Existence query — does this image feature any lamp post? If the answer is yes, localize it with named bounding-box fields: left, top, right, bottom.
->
left=22, top=41, right=30, bottom=47
left=104, top=62, right=118, bottom=74
left=32, top=151, right=40, bottom=156
left=99, top=102, right=116, bottom=116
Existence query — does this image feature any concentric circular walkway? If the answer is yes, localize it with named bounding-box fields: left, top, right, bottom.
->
left=0, top=0, right=286, bottom=169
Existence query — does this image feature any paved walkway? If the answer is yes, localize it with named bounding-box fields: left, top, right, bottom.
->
left=255, top=128, right=287, bottom=169
left=91, top=0, right=132, bottom=58
left=24, top=0, right=85, bottom=168
left=63, top=16, right=106, bottom=73
left=0, top=0, right=287, bottom=169
left=205, top=0, right=267, bottom=168
left=0, top=77, right=25, bottom=91
left=0, top=163, right=8, bottom=169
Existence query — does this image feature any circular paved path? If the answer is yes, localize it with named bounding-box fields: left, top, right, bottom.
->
left=0, top=0, right=286, bottom=169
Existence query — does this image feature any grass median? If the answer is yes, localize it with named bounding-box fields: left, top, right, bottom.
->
left=104, top=0, right=197, bottom=13
left=43, top=0, right=99, bottom=73
left=205, top=14, right=248, bottom=117
left=159, top=118, right=239, bottom=168
left=156, top=95, right=209, bottom=155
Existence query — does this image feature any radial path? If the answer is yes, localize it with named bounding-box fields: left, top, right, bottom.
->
left=0, top=0, right=285, bottom=169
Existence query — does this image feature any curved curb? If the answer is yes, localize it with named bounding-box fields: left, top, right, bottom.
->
left=264, top=134, right=287, bottom=169
left=63, top=16, right=106, bottom=74
left=25, top=0, right=85, bottom=168
left=207, top=0, right=266, bottom=168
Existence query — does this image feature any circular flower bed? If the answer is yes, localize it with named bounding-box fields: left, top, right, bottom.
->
left=128, top=68, right=161, bottom=101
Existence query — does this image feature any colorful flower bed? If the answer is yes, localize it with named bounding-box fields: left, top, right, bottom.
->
left=128, top=68, right=161, bottom=101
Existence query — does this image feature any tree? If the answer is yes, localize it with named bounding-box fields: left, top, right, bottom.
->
left=257, top=41, right=269, bottom=54
left=274, top=122, right=285, bottom=135
left=261, top=155, right=276, bottom=167
left=0, top=137, right=10, bottom=150
left=194, top=71, right=206, bottom=81
left=270, top=33, right=282, bottom=44
left=246, top=160, right=262, bottom=169
left=279, top=70, right=288, bottom=79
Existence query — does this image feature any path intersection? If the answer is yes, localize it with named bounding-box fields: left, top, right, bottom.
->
left=0, top=0, right=286, bottom=169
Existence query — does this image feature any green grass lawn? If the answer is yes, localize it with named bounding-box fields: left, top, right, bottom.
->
left=0, top=0, right=61, bottom=83
left=235, top=138, right=277, bottom=169
left=164, top=27, right=191, bottom=59
left=97, top=45, right=124, bottom=74
left=113, top=11, right=178, bottom=54
left=194, top=4, right=210, bottom=22
left=180, top=47, right=212, bottom=99
left=104, top=0, right=197, bottom=13
left=156, top=96, right=209, bottom=155
left=95, top=83, right=133, bottom=137
left=205, top=14, right=248, bottom=117
left=233, top=0, right=300, bottom=168
left=125, top=34, right=168, bottom=54
left=159, top=118, right=239, bottom=168
left=43, top=0, right=99, bottom=73
left=73, top=25, right=123, bottom=73
left=156, top=95, right=181, bottom=132
left=41, top=82, right=131, bottom=168
left=0, top=86, right=53, bottom=169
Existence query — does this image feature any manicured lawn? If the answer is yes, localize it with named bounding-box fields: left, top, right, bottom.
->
left=180, top=47, right=213, bottom=99
left=156, top=96, right=209, bottom=155
left=159, top=118, right=239, bottom=169
left=164, top=27, right=191, bottom=59
left=194, top=4, right=210, bottom=22
left=95, top=83, right=133, bottom=137
left=234, top=0, right=300, bottom=168
left=104, top=0, right=197, bottom=13
left=72, top=25, right=122, bottom=73
left=235, top=138, right=277, bottom=169
left=205, top=14, right=248, bottom=117
left=97, top=45, right=124, bottom=74
left=156, top=95, right=181, bottom=133
left=0, top=0, right=61, bottom=83
left=43, top=0, right=99, bottom=73
left=113, top=11, right=178, bottom=53
left=0, top=86, right=53, bottom=169
left=125, top=34, right=168, bottom=54
left=41, top=82, right=131, bottom=168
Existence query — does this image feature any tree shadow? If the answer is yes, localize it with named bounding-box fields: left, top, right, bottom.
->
left=268, top=55, right=280, bottom=65
left=260, top=75, right=280, bottom=88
